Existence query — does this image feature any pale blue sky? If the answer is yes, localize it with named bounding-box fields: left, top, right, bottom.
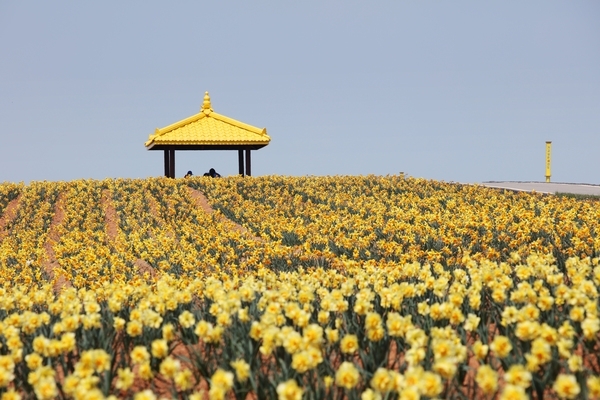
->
left=1, top=2, right=599, bottom=183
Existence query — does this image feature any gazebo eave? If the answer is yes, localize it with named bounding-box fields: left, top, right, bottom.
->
left=146, top=143, right=268, bottom=151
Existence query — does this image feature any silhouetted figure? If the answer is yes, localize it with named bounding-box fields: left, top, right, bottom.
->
left=184, top=171, right=193, bottom=178
left=209, top=168, right=221, bottom=178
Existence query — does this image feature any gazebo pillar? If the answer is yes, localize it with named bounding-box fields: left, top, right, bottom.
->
left=245, top=149, right=251, bottom=177
left=164, top=150, right=170, bottom=177
left=163, top=149, right=176, bottom=178
left=169, top=149, right=175, bottom=178
left=238, top=150, right=244, bottom=176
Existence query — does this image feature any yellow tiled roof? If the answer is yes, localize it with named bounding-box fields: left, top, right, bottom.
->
left=145, top=92, right=270, bottom=148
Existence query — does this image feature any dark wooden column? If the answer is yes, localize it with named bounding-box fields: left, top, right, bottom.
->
left=164, top=150, right=170, bottom=177
left=245, top=149, right=251, bottom=177
left=238, top=150, right=245, bottom=176
left=169, top=149, right=175, bottom=178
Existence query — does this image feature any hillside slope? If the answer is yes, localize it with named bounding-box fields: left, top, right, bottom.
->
left=0, top=175, right=598, bottom=289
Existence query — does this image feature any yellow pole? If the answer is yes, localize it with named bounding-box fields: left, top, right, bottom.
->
left=545, top=141, right=552, bottom=182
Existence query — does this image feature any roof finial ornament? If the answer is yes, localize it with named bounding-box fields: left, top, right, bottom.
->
left=202, top=91, right=212, bottom=113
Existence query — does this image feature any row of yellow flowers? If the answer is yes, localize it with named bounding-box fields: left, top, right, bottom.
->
left=0, top=175, right=598, bottom=399
left=0, top=255, right=598, bottom=399
left=4, top=176, right=600, bottom=288
left=0, top=183, right=21, bottom=216
left=0, top=181, right=64, bottom=287
left=191, top=175, right=600, bottom=266
left=0, top=179, right=280, bottom=288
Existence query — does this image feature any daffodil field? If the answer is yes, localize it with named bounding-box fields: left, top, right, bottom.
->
left=0, top=175, right=599, bottom=400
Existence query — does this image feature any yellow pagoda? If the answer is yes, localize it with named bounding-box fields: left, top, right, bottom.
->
left=145, top=92, right=270, bottom=177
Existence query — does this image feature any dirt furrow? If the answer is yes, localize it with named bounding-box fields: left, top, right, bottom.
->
left=42, top=191, right=72, bottom=292
left=186, top=187, right=263, bottom=242
left=0, top=194, right=22, bottom=243
left=101, top=189, right=119, bottom=243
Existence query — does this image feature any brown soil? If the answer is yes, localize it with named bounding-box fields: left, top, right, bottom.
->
left=134, top=258, right=158, bottom=280
left=186, top=187, right=263, bottom=242
left=0, top=194, right=22, bottom=243
left=42, top=191, right=72, bottom=293
left=101, top=189, right=119, bottom=242
left=186, top=187, right=216, bottom=214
